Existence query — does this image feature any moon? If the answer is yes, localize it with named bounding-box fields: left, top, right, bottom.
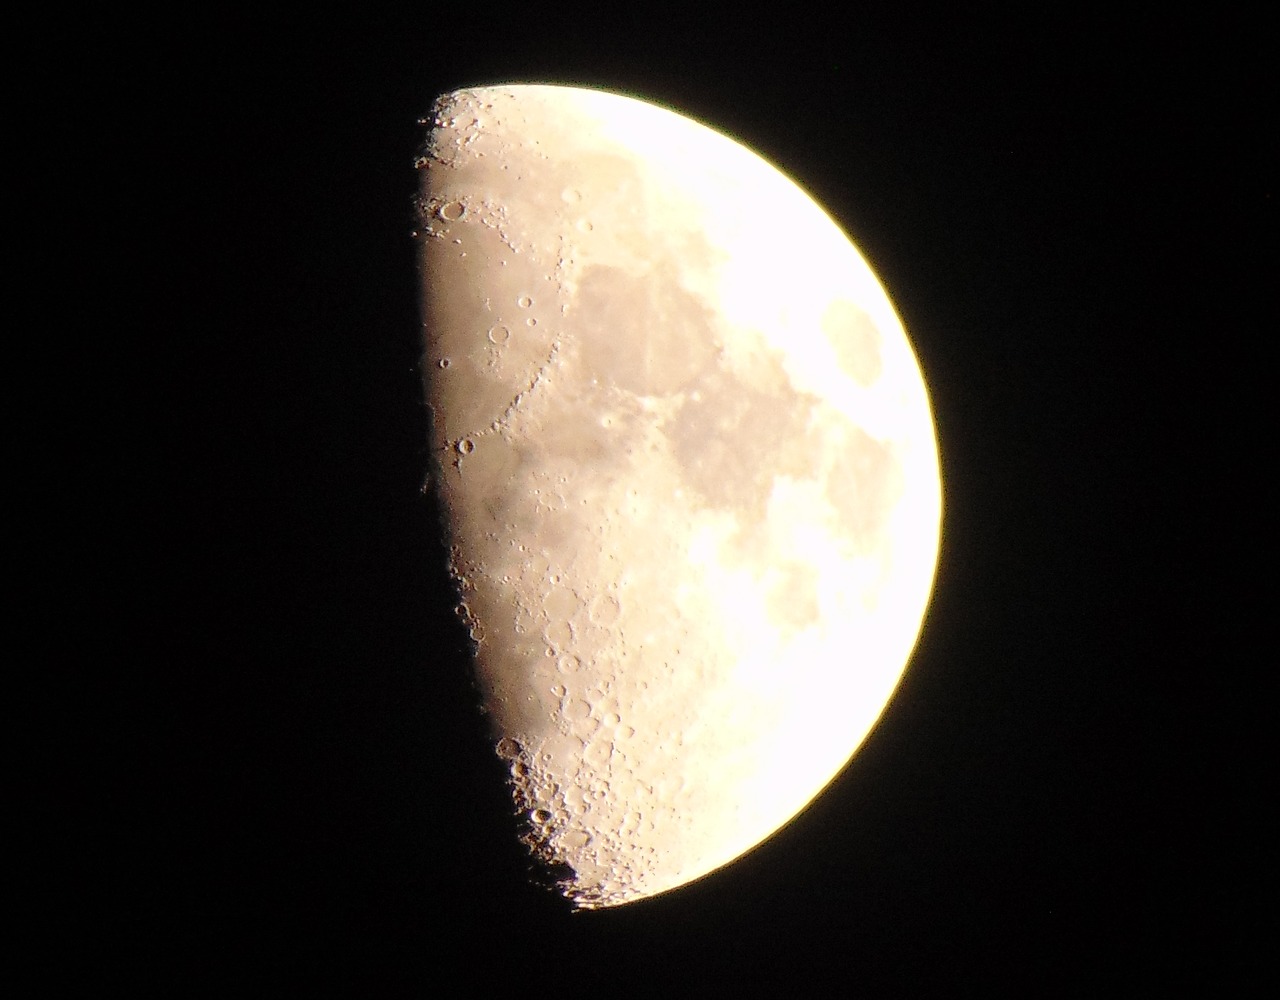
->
left=417, top=84, right=941, bottom=908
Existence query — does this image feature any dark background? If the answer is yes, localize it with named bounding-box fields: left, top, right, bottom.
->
left=44, top=7, right=1270, bottom=993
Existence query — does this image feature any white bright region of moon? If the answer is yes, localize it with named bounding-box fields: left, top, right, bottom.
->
left=417, top=84, right=941, bottom=908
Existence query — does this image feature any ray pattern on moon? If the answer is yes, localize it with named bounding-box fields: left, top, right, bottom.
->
left=417, top=84, right=941, bottom=908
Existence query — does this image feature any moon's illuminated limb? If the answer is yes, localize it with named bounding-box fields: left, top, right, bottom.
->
left=418, top=85, right=941, bottom=908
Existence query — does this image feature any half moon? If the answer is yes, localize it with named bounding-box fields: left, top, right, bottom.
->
left=417, top=84, right=941, bottom=908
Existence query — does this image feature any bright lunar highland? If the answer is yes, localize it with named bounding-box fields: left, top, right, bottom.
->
left=417, top=84, right=941, bottom=908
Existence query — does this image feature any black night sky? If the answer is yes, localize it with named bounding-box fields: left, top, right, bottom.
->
left=45, top=7, right=1270, bottom=993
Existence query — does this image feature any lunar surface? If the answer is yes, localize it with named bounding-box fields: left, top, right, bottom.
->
left=417, top=85, right=941, bottom=908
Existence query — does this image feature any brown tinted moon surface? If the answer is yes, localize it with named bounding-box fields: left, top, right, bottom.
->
left=418, top=85, right=941, bottom=909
